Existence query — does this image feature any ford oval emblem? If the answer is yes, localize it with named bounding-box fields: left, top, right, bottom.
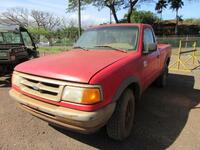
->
left=33, top=85, right=40, bottom=91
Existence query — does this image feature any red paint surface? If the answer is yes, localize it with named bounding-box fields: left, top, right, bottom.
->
left=12, top=23, right=172, bottom=111
left=15, top=50, right=127, bottom=83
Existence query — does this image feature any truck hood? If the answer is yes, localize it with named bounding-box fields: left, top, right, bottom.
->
left=15, top=50, right=128, bottom=83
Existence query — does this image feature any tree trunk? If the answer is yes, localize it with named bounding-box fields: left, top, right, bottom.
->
left=46, top=37, right=53, bottom=46
left=126, top=0, right=138, bottom=23
left=78, top=0, right=81, bottom=37
left=159, top=11, right=163, bottom=35
left=110, top=6, right=119, bottom=23
left=110, top=9, right=112, bottom=24
left=127, top=2, right=134, bottom=23
left=175, top=9, right=178, bottom=35
left=127, top=9, right=133, bottom=23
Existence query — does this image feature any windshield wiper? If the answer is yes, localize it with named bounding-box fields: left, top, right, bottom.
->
left=94, top=45, right=127, bottom=53
left=73, top=46, right=88, bottom=51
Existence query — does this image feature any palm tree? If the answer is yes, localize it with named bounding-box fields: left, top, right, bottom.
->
left=155, top=0, right=168, bottom=20
left=168, top=0, right=184, bottom=34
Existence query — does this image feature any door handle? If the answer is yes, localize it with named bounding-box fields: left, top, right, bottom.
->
left=143, top=60, right=148, bottom=67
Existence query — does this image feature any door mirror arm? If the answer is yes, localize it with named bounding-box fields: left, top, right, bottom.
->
left=142, top=50, right=149, bottom=55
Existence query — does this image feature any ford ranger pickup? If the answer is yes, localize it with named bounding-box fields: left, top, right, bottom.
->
left=10, top=24, right=171, bottom=141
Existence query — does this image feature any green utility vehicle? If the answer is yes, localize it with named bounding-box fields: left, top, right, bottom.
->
left=0, top=25, right=38, bottom=75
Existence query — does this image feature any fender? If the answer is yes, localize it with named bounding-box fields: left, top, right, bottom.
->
left=112, top=76, right=142, bottom=102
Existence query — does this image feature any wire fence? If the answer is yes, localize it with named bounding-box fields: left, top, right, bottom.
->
left=157, top=35, right=200, bottom=48
left=38, top=35, right=200, bottom=56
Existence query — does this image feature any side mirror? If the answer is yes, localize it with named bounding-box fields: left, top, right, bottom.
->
left=143, top=43, right=157, bottom=54
left=147, top=43, right=157, bottom=52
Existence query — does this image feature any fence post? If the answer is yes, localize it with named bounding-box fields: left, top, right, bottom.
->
left=178, top=40, right=182, bottom=70
left=192, top=41, right=197, bottom=65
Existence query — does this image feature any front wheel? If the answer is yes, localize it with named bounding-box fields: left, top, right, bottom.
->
left=106, top=89, right=135, bottom=141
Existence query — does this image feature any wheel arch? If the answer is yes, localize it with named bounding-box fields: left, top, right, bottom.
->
left=166, top=57, right=170, bottom=66
left=112, top=77, right=142, bottom=103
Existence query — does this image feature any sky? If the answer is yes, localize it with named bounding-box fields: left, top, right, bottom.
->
left=0, top=0, right=199, bottom=26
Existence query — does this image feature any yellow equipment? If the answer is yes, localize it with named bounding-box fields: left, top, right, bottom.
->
left=169, top=40, right=199, bottom=72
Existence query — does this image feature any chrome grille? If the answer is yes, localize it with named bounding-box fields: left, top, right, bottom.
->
left=0, top=51, right=9, bottom=60
left=16, top=72, right=64, bottom=102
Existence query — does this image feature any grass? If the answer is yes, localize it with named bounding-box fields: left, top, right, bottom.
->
left=38, top=46, right=72, bottom=54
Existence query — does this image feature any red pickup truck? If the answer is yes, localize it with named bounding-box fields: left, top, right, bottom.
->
left=10, top=24, right=171, bottom=141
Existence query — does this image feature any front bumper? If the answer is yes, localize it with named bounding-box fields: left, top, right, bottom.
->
left=10, top=89, right=116, bottom=133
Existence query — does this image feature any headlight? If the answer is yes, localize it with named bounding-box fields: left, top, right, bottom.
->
left=62, top=86, right=102, bottom=104
left=12, top=72, right=22, bottom=87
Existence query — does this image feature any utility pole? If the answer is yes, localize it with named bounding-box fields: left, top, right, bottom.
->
left=110, top=9, right=112, bottom=24
left=78, top=0, right=81, bottom=37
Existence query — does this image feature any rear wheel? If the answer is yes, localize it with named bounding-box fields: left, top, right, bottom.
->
left=106, top=89, right=135, bottom=141
left=156, top=63, right=169, bottom=87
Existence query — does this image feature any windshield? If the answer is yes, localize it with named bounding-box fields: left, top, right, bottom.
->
left=74, top=26, right=139, bottom=51
left=0, top=32, right=22, bottom=44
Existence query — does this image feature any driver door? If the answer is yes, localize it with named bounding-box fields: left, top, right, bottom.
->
left=142, top=28, right=160, bottom=87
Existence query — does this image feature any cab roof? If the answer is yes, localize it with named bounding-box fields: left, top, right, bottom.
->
left=0, top=24, right=26, bottom=32
left=88, top=23, right=151, bottom=30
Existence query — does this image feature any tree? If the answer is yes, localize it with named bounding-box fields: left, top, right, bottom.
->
left=31, top=10, right=61, bottom=31
left=155, top=0, right=168, bottom=20
left=30, top=10, right=61, bottom=45
left=126, top=10, right=159, bottom=24
left=67, top=0, right=143, bottom=23
left=67, top=0, right=92, bottom=11
left=67, top=0, right=88, bottom=36
left=93, top=0, right=143, bottom=23
left=168, top=0, right=184, bottom=34
left=0, top=8, right=61, bottom=45
left=0, top=7, right=29, bottom=27
left=124, top=0, right=140, bottom=23
left=185, top=18, right=200, bottom=25
left=78, top=0, right=81, bottom=36
left=67, top=0, right=123, bottom=23
left=28, top=27, right=55, bottom=44
left=92, top=0, right=123, bottom=23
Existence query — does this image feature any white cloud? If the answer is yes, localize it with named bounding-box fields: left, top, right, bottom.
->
left=66, top=12, right=108, bottom=27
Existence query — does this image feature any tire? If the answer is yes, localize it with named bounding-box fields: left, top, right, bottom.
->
left=106, top=88, right=135, bottom=141
left=156, top=63, right=169, bottom=88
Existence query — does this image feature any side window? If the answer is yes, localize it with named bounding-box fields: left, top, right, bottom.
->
left=143, top=28, right=155, bottom=51
left=0, top=34, right=3, bottom=43
left=21, top=31, right=33, bottom=47
left=3, top=32, right=21, bottom=44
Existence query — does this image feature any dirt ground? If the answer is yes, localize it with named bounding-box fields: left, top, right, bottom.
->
left=0, top=66, right=200, bottom=150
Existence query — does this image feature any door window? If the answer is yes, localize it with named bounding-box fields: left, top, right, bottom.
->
left=1, top=32, right=21, bottom=44
left=143, top=28, right=155, bottom=51
left=21, top=31, right=33, bottom=47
